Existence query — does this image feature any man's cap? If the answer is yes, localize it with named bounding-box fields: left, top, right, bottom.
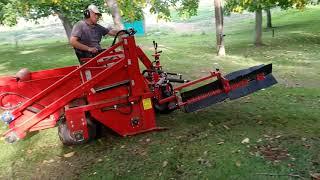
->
left=87, top=4, right=101, bottom=15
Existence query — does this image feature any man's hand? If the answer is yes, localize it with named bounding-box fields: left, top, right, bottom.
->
left=87, top=47, right=98, bottom=53
left=70, top=36, right=98, bottom=53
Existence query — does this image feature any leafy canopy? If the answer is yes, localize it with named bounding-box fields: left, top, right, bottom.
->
left=0, top=0, right=104, bottom=26
left=118, top=0, right=199, bottom=22
left=0, top=0, right=19, bottom=26
left=0, top=0, right=200, bottom=26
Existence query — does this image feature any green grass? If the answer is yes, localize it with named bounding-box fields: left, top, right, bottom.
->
left=0, top=5, right=320, bottom=179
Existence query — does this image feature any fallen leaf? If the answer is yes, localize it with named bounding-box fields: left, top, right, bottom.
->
left=235, top=161, right=241, bottom=167
left=275, top=135, right=281, bottom=139
left=98, top=139, right=104, bottom=145
left=287, top=163, right=295, bottom=167
left=97, top=159, right=103, bottom=162
left=27, top=149, right=32, bottom=154
left=257, top=121, right=263, bottom=125
left=83, top=145, right=90, bottom=149
left=223, top=125, right=230, bottom=130
left=217, top=142, right=224, bottom=145
left=162, top=161, right=168, bottom=168
left=303, top=144, right=311, bottom=148
left=203, top=151, right=208, bottom=156
left=146, top=138, right=151, bottom=143
left=231, top=150, right=236, bottom=153
left=310, top=173, right=320, bottom=180
left=241, top=138, right=250, bottom=144
left=64, top=152, right=75, bottom=158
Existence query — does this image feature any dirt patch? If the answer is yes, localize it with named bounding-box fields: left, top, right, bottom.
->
left=254, top=144, right=289, bottom=161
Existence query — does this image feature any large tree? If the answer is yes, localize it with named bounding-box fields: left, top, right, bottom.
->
left=116, top=0, right=200, bottom=22
left=225, top=0, right=309, bottom=46
left=214, top=0, right=225, bottom=56
left=117, top=0, right=227, bottom=56
left=106, top=0, right=123, bottom=29
left=23, top=0, right=104, bottom=40
left=0, top=0, right=200, bottom=39
left=265, top=9, right=272, bottom=28
left=0, top=0, right=105, bottom=40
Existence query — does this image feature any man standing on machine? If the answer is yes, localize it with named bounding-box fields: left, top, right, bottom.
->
left=70, top=4, right=121, bottom=63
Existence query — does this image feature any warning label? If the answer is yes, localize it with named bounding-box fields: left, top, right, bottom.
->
left=142, top=98, right=152, bottom=110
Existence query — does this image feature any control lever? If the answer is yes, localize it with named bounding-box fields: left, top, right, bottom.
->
left=153, top=41, right=162, bottom=54
left=153, top=41, right=157, bottom=51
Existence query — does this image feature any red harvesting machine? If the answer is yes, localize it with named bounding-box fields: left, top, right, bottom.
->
left=0, top=30, right=277, bottom=145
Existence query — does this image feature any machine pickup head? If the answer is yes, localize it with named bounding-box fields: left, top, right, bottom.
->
left=180, top=64, right=277, bottom=112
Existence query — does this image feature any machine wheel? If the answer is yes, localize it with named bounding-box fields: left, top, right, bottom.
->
left=58, top=116, right=96, bottom=146
left=154, top=83, right=175, bottom=114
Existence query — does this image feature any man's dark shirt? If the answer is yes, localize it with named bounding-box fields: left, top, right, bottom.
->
left=71, top=20, right=110, bottom=62
left=71, top=20, right=110, bottom=50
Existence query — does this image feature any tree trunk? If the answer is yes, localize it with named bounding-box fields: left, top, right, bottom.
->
left=57, top=12, right=73, bottom=41
left=255, top=9, right=263, bottom=46
left=214, top=0, right=225, bottom=56
left=266, top=9, right=272, bottom=28
left=105, top=0, right=124, bottom=29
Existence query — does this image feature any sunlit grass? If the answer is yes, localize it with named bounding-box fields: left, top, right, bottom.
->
left=0, top=4, right=319, bottom=179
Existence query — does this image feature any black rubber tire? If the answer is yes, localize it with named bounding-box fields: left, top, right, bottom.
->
left=154, top=101, right=175, bottom=114
left=58, top=116, right=96, bottom=146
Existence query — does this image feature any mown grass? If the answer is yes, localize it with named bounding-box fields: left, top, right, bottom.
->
left=0, top=5, right=319, bottom=179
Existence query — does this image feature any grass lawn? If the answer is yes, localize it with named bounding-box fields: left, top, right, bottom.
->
left=0, top=5, right=319, bottom=179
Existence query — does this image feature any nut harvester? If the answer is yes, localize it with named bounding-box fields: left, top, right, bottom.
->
left=0, top=29, right=277, bottom=145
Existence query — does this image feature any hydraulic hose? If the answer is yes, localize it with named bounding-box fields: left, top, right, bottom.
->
left=111, top=29, right=137, bottom=47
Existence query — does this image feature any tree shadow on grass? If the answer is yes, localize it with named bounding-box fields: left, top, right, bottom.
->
left=226, top=29, right=320, bottom=68
left=0, top=42, right=79, bottom=75
left=0, top=127, right=125, bottom=179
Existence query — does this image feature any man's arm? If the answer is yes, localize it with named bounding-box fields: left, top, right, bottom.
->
left=107, top=29, right=124, bottom=36
left=70, top=36, right=98, bottom=53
